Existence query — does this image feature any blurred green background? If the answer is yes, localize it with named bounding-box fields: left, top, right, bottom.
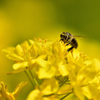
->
left=0, top=0, right=100, bottom=99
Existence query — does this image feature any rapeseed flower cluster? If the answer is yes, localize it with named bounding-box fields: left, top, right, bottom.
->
left=2, top=38, right=100, bottom=100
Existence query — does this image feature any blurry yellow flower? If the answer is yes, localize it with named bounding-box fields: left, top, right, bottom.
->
left=40, top=78, right=59, bottom=95
left=66, top=51, right=100, bottom=99
left=37, top=41, right=69, bottom=79
left=2, top=39, right=52, bottom=74
left=26, top=89, right=59, bottom=100
left=3, top=38, right=100, bottom=100
left=26, top=89, right=42, bottom=100
left=58, top=84, right=72, bottom=95
left=3, top=41, right=31, bottom=74
left=26, top=78, right=58, bottom=100
left=0, top=81, right=27, bottom=100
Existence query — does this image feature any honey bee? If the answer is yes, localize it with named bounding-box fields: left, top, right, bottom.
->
left=60, top=32, right=82, bottom=51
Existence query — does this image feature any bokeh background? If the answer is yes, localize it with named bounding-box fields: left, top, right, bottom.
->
left=0, top=0, right=100, bottom=99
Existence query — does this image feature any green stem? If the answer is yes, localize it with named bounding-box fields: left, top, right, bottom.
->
left=60, top=92, right=72, bottom=100
left=24, top=70, right=35, bottom=89
left=29, top=70, right=40, bottom=89
left=60, top=77, right=68, bottom=87
left=43, top=93, right=55, bottom=97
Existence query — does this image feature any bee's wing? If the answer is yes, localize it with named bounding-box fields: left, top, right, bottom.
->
left=73, top=35, right=86, bottom=38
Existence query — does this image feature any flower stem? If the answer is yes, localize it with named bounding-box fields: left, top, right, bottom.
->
left=59, top=77, right=68, bottom=87
left=29, top=70, right=40, bottom=89
left=60, top=92, right=72, bottom=100
left=24, top=70, right=35, bottom=89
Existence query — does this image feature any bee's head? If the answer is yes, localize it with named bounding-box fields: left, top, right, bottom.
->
left=60, top=32, right=71, bottom=43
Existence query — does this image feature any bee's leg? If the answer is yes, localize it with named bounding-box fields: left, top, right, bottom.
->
left=67, top=46, right=74, bottom=52
left=66, top=42, right=71, bottom=46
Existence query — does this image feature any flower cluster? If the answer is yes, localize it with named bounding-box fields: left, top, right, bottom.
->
left=2, top=38, right=100, bottom=100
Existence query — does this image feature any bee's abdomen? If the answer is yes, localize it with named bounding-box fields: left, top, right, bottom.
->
left=71, top=38, right=78, bottom=48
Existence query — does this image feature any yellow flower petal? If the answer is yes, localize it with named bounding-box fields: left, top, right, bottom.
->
left=15, top=44, right=23, bottom=56
left=20, top=41, right=30, bottom=52
left=36, top=55, right=51, bottom=68
left=38, top=66, right=56, bottom=79
left=77, top=65, right=96, bottom=86
left=82, top=83, right=98, bottom=99
left=26, top=89, right=42, bottom=100
left=67, top=65, right=76, bottom=87
left=58, top=63, right=68, bottom=76
left=92, top=58, right=100, bottom=72
left=83, top=60, right=92, bottom=66
left=72, top=49, right=80, bottom=61
left=74, top=85, right=85, bottom=100
left=40, top=78, right=59, bottom=95
left=3, top=49, right=24, bottom=62
left=13, top=62, right=29, bottom=70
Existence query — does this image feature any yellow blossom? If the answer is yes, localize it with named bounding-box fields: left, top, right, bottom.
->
left=0, top=81, right=28, bottom=100
left=2, top=39, right=52, bottom=74
left=3, top=38, right=100, bottom=100
left=26, top=77, right=59, bottom=100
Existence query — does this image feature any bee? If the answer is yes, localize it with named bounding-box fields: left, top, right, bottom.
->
left=60, top=32, right=81, bottom=51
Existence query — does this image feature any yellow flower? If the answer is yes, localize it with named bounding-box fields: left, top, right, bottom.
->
left=2, top=41, right=30, bottom=74
left=3, top=40, right=69, bottom=78
left=26, top=78, right=59, bottom=100
left=2, top=39, right=52, bottom=74
left=0, top=81, right=27, bottom=100
left=37, top=41, right=69, bottom=79
left=3, top=38, right=100, bottom=100
left=66, top=50, right=100, bottom=100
